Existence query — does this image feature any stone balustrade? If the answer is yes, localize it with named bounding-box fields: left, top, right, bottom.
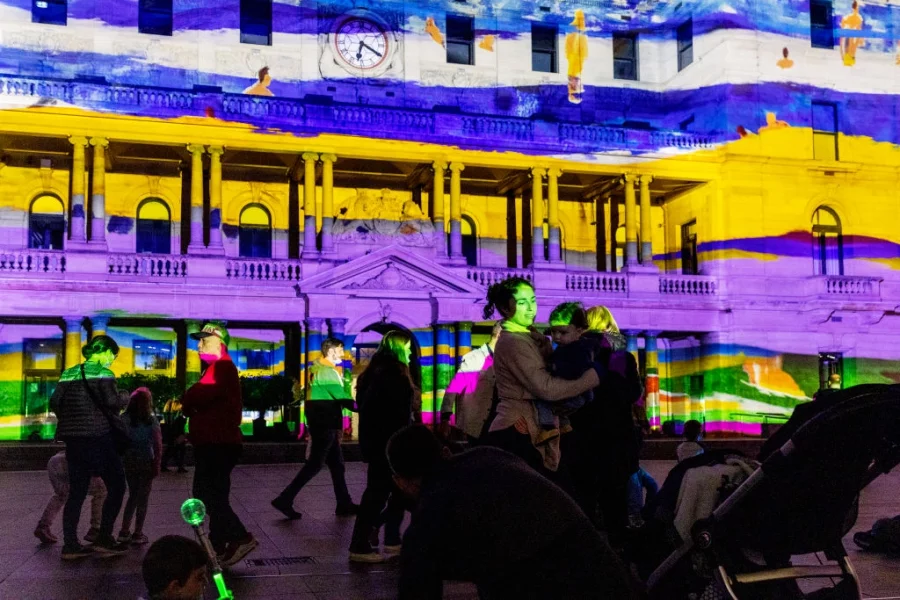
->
left=659, top=274, right=717, bottom=295
left=566, top=273, right=628, bottom=294
left=225, top=258, right=303, bottom=282
left=0, top=250, right=66, bottom=274
left=824, top=275, right=882, bottom=297
left=461, top=266, right=533, bottom=288
left=107, top=254, right=187, bottom=278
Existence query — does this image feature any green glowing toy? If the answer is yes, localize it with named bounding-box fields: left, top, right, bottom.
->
left=180, top=498, right=235, bottom=600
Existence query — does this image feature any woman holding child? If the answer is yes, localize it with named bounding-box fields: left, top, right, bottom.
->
left=482, top=277, right=605, bottom=479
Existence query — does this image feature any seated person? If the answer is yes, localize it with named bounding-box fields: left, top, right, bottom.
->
left=536, top=302, right=595, bottom=445
left=759, top=375, right=845, bottom=461
left=141, top=535, right=209, bottom=600
left=676, top=420, right=705, bottom=462
left=389, top=425, right=640, bottom=600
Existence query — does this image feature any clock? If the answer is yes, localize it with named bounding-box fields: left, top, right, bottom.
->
left=334, top=17, right=390, bottom=70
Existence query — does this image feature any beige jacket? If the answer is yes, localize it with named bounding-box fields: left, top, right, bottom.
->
left=489, top=330, right=599, bottom=471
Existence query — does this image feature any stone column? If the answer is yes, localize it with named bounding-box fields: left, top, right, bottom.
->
left=301, top=152, right=319, bottom=256
left=186, top=144, right=206, bottom=253
left=530, top=167, right=546, bottom=265
left=185, top=319, right=202, bottom=387
left=89, top=137, right=109, bottom=247
left=64, top=316, right=84, bottom=368
left=305, top=317, right=324, bottom=373
left=432, top=161, right=447, bottom=257
left=644, top=331, right=661, bottom=431
left=456, top=321, right=472, bottom=367
left=623, top=174, right=638, bottom=267
left=640, top=174, right=653, bottom=265
left=328, top=317, right=351, bottom=401
left=320, top=154, right=336, bottom=253
left=208, top=145, right=224, bottom=253
left=69, top=137, right=87, bottom=244
left=434, top=323, right=456, bottom=424
left=624, top=329, right=640, bottom=364
left=448, top=162, right=465, bottom=262
left=91, top=313, right=110, bottom=338
left=547, top=167, right=562, bottom=264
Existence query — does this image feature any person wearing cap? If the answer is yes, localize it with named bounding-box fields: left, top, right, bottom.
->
left=182, top=322, right=258, bottom=567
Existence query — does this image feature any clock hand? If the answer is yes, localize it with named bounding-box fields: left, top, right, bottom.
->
left=356, top=40, right=363, bottom=60
left=360, top=41, right=383, bottom=57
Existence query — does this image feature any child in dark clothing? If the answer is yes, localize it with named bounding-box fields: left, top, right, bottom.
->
left=536, top=303, right=595, bottom=445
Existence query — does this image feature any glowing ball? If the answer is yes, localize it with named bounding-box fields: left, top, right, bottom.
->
left=181, top=498, right=207, bottom=526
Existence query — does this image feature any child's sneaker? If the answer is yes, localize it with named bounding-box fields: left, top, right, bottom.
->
left=61, top=543, right=93, bottom=560
left=84, top=527, right=100, bottom=544
left=116, top=530, right=131, bottom=543
left=349, top=544, right=387, bottom=563
left=34, top=527, right=58, bottom=544
left=220, top=534, right=258, bottom=567
left=130, top=533, right=150, bottom=545
left=91, top=534, right=129, bottom=556
left=536, top=428, right=560, bottom=445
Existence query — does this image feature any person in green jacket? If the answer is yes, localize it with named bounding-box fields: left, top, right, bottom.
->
left=272, top=337, right=358, bottom=519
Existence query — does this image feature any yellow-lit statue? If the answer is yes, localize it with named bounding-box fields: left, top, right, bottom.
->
left=840, top=1, right=863, bottom=66
left=565, top=9, right=588, bottom=104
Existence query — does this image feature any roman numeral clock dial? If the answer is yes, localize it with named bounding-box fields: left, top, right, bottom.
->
left=334, top=17, right=389, bottom=71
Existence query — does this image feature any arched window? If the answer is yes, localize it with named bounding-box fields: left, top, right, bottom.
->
left=812, top=206, right=843, bottom=275
left=239, top=204, right=272, bottom=258
left=461, top=216, right=477, bottom=266
left=29, top=195, right=65, bottom=250
left=136, top=198, right=171, bottom=254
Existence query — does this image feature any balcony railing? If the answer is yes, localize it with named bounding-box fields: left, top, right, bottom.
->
left=660, top=274, right=717, bottom=295
left=566, top=273, right=628, bottom=294
left=107, top=254, right=187, bottom=278
left=225, top=258, right=303, bottom=282
left=462, top=266, right=533, bottom=288
left=0, top=250, right=66, bottom=274
left=823, top=275, right=881, bottom=297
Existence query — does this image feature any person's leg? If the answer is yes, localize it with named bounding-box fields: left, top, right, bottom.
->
left=277, top=427, right=329, bottom=502
left=160, top=443, right=173, bottom=471
left=120, top=469, right=140, bottom=534
left=38, top=465, right=69, bottom=532
left=133, top=472, right=153, bottom=535
left=175, top=442, right=187, bottom=470
left=640, top=466, right=659, bottom=504
left=95, top=436, right=126, bottom=540
left=62, top=439, right=92, bottom=547
left=87, top=478, right=106, bottom=531
left=323, top=430, right=353, bottom=507
left=214, top=445, right=248, bottom=545
left=597, top=468, right=631, bottom=546
left=383, top=492, right=405, bottom=547
left=191, top=445, right=222, bottom=551
left=350, top=460, right=392, bottom=552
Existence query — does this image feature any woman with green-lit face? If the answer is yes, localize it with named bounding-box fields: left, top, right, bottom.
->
left=480, top=277, right=601, bottom=477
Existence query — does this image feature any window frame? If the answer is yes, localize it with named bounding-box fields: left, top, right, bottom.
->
left=136, top=198, right=172, bottom=255
left=811, top=101, right=839, bottom=161
left=681, top=220, right=699, bottom=275
left=132, top=339, right=175, bottom=374
left=612, top=32, right=639, bottom=81
left=32, top=0, right=67, bottom=26
left=446, top=14, right=475, bottom=66
left=810, top=0, right=835, bottom=49
left=811, top=206, right=844, bottom=276
left=531, top=23, right=558, bottom=73
left=238, top=204, right=273, bottom=259
left=240, top=0, right=273, bottom=46
left=138, top=0, right=173, bottom=36
left=677, top=19, right=694, bottom=71
left=28, top=195, right=66, bottom=251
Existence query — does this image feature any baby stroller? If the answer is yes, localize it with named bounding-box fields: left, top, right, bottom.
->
left=646, top=384, right=900, bottom=599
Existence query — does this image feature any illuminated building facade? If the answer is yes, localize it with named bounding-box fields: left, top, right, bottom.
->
left=1, top=0, right=899, bottom=440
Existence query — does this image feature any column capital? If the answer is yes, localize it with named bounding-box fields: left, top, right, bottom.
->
left=457, top=321, right=473, bottom=332
left=320, top=153, right=337, bottom=163
left=63, top=316, right=84, bottom=329
left=547, top=167, right=563, bottom=179
left=208, top=145, right=224, bottom=157
left=436, top=321, right=456, bottom=330
left=328, top=318, right=348, bottom=335
left=639, top=174, right=653, bottom=186
left=89, top=137, right=109, bottom=148
left=69, top=136, right=88, bottom=147
left=643, top=330, right=662, bottom=338
left=186, top=143, right=205, bottom=156
left=301, top=152, right=319, bottom=162
left=306, top=317, right=325, bottom=330
left=449, top=162, right=465, bottom=173
left=531, top=166, right=547, bottom=178
left=621, top=173, right=638, bottom=184
left=432, top=160, right=448, bottom=171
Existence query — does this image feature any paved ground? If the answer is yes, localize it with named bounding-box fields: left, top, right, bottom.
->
left=0, top=460, right=898, bottom=600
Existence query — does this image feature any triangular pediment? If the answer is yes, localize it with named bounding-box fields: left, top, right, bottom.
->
left=297, top=246, right=485, bottom=297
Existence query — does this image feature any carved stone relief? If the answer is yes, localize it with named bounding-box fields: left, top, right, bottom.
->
left=332, top=188, right=435, bottom=247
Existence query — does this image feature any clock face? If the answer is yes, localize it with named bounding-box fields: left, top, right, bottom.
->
left=334, top=18, right=389, bottom=70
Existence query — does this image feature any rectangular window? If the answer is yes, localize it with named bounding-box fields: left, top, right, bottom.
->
left=531, top=23, right=558, bottom=73
left=818, top=352, right=843, bottom=390
left=240, top=0, right=272, bottom=46
left=136, top=219, right=171, bottom=254
left=239, top=226, right=272, bottom=258
left=139, top=0, right=173, bottom=36
left=681, top=220, right=698, bottom=275
left=24, top=339, right=63, bottom=372
left=677, top=19, right=694, bottom=71
left=810, top=0, right=834, bottom=49
left=447, top=15, right=474, bottom=65
left=812, top=101, right=838, bottom=161
left=133, top=340, right=174, bottom=373
left=32, top=0, right=66, bottom=25
left=613, top=33, right=639, bottom=81
left=236, top=343, right=275, bottom=373
left=29, top=214, right=65, bottom=250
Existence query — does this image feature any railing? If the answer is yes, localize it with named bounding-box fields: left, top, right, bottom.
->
left=0, top=250, right=66, bottom=274
left=462, top=267, right=532, bottom=288
left=226, top=259, right=303, bottom=282
left=565, top=273, right=627, bottom=294
left=107, top=254, right=187, bottom=278
left=222, top=94, right=305, bottom=119
left=660, top=274, right=717, bottom=295
left=824, top=275, right=881, bottom=297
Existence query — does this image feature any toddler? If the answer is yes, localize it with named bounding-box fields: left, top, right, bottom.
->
left=676, top=419, right=705, bottom=462
left=34, top=450, right=107, bottom=544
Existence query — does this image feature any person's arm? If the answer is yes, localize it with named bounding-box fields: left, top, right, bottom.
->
left=312, top=368, right=348, bottom=400
left=49, top=380, right=67, bottom=416
left=181, top=362, right=232, bottom=415
left=502, top=336, right=600, bottom=402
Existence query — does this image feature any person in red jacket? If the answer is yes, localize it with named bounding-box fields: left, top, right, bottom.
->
left=182, top=322, right=258, bottom=567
